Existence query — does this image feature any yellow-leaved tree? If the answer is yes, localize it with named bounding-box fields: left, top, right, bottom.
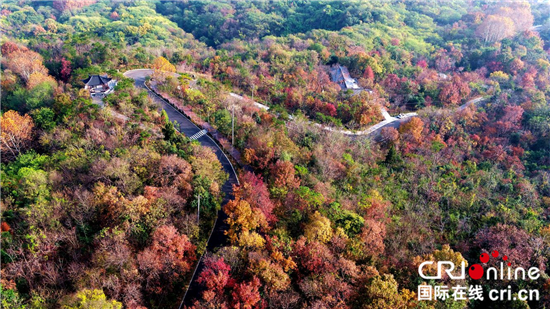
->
left=304, top=211, right=333, bottom=243
left=399, top=117, right=424, bottom=143
left=1, top=110, right=34, bottom=161
left=152, top=56, right=176, bottom=81
left=60, top=289, right=122, bottom=309
left=413, top=244, right=468, bottom=281
left=224, top=197, right=267, bottom=247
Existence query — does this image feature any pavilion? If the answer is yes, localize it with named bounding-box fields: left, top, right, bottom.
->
left=82, top=74, right=117, bottom=96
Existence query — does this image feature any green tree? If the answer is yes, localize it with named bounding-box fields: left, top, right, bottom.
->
left=384, top=145, right=403, bottom=167
left=213, top=109, right=232, bottom=135
left=161, top=110, right=177, bottom=141
left=31, top=107, right=56, bottom=131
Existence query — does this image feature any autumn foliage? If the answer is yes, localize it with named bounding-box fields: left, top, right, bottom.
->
left=138, top=225, right=196, bottom=294
left=152, top=56, right=176, bottom=81
left=1, top=110, right=34, bottom=161
left=2, top=1, right=550, bottom=308
left=3, top=45, right=47, bottom=83
left=53, top=0, right=96, bottom=12
left=398, top=117, right=424, bottom=143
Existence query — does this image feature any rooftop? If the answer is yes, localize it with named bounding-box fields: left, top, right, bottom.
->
left=82, top=74, right=112, bottom=86
left=329, top=65, right=360, bottom=90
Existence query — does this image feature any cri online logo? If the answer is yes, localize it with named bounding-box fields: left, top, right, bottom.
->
left=418, top=250, right=541, bottom=281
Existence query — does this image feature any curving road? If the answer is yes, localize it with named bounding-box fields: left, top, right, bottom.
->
left=123, top=69, right=487, bottom=305
left=228, top=91, right=422, bottom=138
left=123, top=69, right=239, bottom=307
left=367, top=96, right=486, bottom=140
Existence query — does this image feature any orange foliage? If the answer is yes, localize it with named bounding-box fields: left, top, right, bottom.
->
left=152, top=56, right=176, bottom=81
left=26, top=72, right=57, bottom=90
left=495, top=5, right=534, bottom=33
left=157, top=154, right=193, bottom=199
left=4, top=49, right=49, bottom=83
left=270, top=160, right=300, bottom=192
left=0, top=110, right=34, bottom=161
left=398, top=117, right=424, bottom=142
left=224, top=197, right=268, bottom=245
left=1, top=222, right=10, bottom=232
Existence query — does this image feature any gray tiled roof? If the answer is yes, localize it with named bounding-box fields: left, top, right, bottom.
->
left=329, top=65, right=360, bottom=90
left=82, top=75, right=112, bottom=86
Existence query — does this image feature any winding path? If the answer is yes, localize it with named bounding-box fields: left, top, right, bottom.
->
left=123, top=69, right=239, bottom=307
left=123, top=69, right=487, bottom=306
left=230, top=93, right=486, bottom=137
left=228, top=92, right=420, bottom=137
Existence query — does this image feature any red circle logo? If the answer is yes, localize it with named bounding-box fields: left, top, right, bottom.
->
left=480, top=253, right=489, bottom=263
left=469, top=264, right=484, bottom=280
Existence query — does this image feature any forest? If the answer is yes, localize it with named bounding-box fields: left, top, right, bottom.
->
left=1, top=0, right=549, bottom=308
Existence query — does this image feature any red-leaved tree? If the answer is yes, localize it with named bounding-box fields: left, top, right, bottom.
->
left=137, top=225, right=196, bottom=295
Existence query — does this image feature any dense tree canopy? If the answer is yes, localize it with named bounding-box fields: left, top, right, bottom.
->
left=1, top=0, right=550, bottom=308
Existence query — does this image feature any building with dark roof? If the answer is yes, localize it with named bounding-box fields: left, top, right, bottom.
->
left=82, top=74, right=116, bottom=94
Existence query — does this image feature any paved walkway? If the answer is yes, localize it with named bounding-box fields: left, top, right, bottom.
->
left=148, top=82, right=246, bottom=166
left=124, top=69, right=240, bottom=307
left=227, top=90, right=421, bottom=137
